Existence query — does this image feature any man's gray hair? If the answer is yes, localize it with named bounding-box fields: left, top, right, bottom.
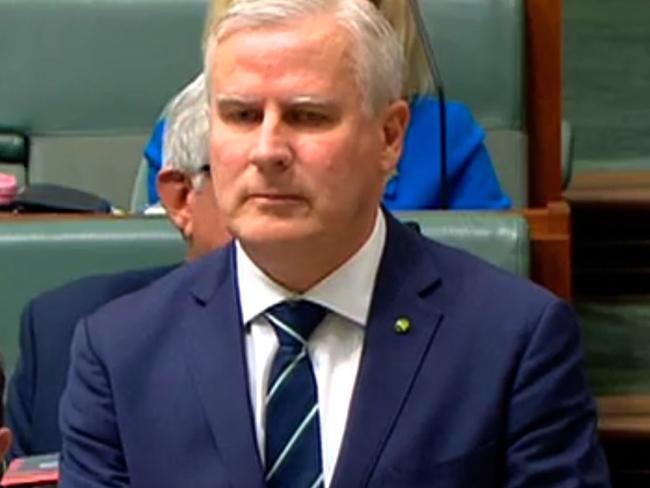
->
left=163, top=73, right=210, bottom=189
left=203, top=0, right=404, bottom=116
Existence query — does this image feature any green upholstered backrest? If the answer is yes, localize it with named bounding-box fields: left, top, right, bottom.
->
left=399, top=211, right=530, bottom=277
left=0, top=0, right=208, bottom=209
left=420, top=0, right=528, bottom=208
left=0, top=212, right=528, bottom=374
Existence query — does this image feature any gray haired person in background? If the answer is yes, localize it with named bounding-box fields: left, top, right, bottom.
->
left=157, top=73, right=230, bottom=259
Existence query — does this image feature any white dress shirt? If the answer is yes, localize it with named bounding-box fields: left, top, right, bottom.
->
left=236, top=210, right=386, bottom=487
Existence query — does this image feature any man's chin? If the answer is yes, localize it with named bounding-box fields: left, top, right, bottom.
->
left=232, top=216, right=320, bottom=248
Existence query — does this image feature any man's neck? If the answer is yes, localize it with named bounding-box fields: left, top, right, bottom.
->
left=240, top=212, right=381, bottom=293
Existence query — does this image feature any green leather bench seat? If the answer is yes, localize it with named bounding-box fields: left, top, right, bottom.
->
left=0, top=0, right=208, bottom=209
left=0, top=212, right=529, bottom=374
left=0, top=218, right=185, bottom=372
left=399, top=211, right=530, bottom=277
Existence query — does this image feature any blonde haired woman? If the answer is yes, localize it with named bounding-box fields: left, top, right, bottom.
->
left=372, top=0, right=510, bottom=209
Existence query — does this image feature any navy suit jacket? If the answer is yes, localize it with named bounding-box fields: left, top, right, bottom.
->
left=6, top=266, right=175, bottom=459
left=59, top=214, right=609, bottom=487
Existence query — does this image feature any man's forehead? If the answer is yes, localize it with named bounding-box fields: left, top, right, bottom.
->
left=207, top=13, right=365, bottom=112
left=212, top=13, right=352, bottom=69
left=211, top=30, right=357, bottom=98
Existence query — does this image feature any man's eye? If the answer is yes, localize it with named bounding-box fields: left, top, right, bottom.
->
left=223, top=109, right=261, bottom=124
left=287, top=110, right=330, bottom=126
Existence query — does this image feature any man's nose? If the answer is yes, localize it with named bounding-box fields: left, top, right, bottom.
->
left=248, top=109, right=292, bottom=171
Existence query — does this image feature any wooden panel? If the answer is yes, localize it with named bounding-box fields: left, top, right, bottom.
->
left=522, top=201, right=572, bottom=301
left=526, top=0, right=562, bottom=206
left=598, top=395, right=650, bottom=486
left=565, top=170, right=650, bottom=209
left=530, top=236, right=571, bottom=301
left=523, top=201, right=571, bottom=236
left=599, top=395, right=650, bottom=439
left=567, top=170, right=650, bottom=297
left=522, top=0, right=569, bottom=299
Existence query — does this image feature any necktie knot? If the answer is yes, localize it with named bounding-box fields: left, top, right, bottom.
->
left=264, top=300, right=327, bottom=350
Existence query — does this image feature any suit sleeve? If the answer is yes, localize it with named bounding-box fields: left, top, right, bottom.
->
left=58, top=319, right=129, bottom=488
left=505, top=299, right=610, bottom=487
left=6, top=302, right=38, bottom=459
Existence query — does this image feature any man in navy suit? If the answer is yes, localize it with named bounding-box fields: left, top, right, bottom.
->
left=5, top=74, right=230, bottom=460
left=59, top=0, right=609, bottom=486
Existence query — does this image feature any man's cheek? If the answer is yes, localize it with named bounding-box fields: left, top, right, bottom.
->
left=213, top=146, right=248, bottom=172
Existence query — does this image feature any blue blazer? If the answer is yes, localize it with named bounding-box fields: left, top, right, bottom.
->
left=59, top=213, right=607, bottom=487
left=383, top=98, right=511, bottom=210
left=143, top=98, right=511, bottom=210
left=6, top=266, right=174, bottom=460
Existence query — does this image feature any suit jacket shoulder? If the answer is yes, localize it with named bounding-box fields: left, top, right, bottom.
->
left=336, top=214, right=607, bottom=487
left=78, top=246, right=233, bottom=368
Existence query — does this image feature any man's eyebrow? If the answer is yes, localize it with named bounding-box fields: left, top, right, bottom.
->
left=282, top=96, right=336, bottom=106
left=214, top=94, right=261, bottom=106
left=214, top=95, right=337, bottom=107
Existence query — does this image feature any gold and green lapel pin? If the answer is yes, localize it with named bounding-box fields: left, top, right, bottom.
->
left=394, top=317, right=411, bottom=334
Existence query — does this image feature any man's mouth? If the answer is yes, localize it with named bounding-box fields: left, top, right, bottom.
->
left=247, top=192, right=305, bottom=205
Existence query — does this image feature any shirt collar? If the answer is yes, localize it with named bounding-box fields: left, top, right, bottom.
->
left=236, top=209, right=386, bottom=326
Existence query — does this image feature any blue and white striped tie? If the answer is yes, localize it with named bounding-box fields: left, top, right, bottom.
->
left=264, top=300, right=326, bottom=488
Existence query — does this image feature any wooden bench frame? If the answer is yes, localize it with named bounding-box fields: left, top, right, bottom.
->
left=522, top=0, right=571, bottom=301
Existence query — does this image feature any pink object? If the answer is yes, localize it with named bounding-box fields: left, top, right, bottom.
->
left=0, top=172, right=18, bottom=205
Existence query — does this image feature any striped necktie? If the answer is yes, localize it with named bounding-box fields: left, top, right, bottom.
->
left=263, top=300, right=327, bottom=488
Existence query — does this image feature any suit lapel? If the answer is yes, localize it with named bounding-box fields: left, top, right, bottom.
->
left=331, top=213, right=444, bottom=488
left=181, top=245, right=265, bottom=488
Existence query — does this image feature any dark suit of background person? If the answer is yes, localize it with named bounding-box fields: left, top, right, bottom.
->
left=5, top=73, right=230, bottom=461
left=6, top=266, right=173, bottom=459
left=58, top=212, right=608, bottom=487
left=0, top=356, right=13, bottom=460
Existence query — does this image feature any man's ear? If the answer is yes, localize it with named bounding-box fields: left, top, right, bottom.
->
left=379, top=99, right=410, bottom=174
left=157, top=168, right=193, bottom=238
left=0, top=427, right=12, bottom=459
